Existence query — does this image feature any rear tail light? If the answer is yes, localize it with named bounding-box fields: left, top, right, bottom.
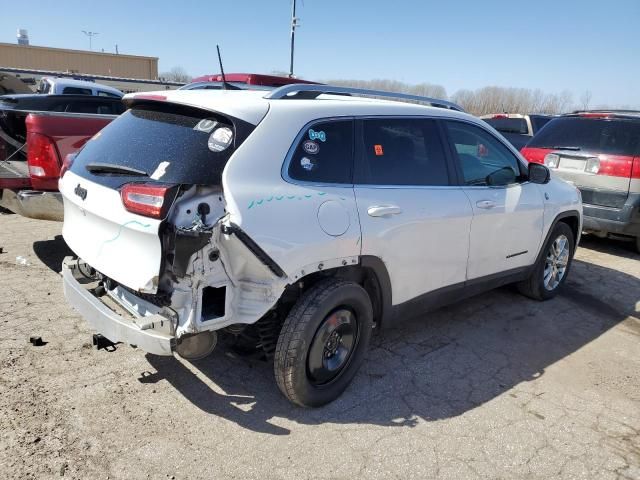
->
left=27, top=132, right=61, bottom=190
left=121, top=183, right=177, bottom=219
left=521, top=147, right=552, bottom=164
left=544, top=153, right=560, bottom=168
left=59, top=153, right=77, bottom=179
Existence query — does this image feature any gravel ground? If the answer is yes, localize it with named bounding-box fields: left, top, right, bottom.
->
left=0, top=210, right=639, bottom=480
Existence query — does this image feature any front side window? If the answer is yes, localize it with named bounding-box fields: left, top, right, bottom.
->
left=287, top=120, right=353, bottom=184
left=356, top=118, right=450, bottom=186
left=445, top=121, right=524, bottom=186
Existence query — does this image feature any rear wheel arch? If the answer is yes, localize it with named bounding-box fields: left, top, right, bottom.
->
left=283, top=256, right=392, bottom=328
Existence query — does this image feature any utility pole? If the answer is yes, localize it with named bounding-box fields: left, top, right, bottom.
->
left=289, top=0, right=300, bottom=78
left=82, top=31, right=99, bottom=51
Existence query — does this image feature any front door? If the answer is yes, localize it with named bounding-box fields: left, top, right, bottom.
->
left=443, top=120, right=544, bottom=280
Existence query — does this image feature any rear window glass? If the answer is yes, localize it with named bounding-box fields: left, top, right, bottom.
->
left=484, top=117, right=528, bottom=134
left=70, top=106, right=254, bottom=189
left=528, top=117, right=640, bottom=155
left=62, top=87, right=93, bottom=95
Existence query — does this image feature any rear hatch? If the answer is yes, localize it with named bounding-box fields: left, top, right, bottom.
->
left=60, top=95, right=266, bottom=292
left=522, top=115, right=640, bottom=208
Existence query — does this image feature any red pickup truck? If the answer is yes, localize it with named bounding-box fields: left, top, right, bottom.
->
left=0, top=94, right=122, bottom=220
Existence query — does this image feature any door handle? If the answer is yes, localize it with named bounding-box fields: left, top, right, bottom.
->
left=476, top=200, right=496, bottom=209
left=367, top=205, right=402, bottom=217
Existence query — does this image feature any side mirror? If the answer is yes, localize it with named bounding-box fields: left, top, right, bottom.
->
left=528, top=162, right=550, bottom=184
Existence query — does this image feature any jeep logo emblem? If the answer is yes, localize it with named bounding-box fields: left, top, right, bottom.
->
left=74, top=184, right=88, bottom=201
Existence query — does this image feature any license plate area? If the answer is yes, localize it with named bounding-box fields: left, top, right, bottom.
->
left=558, top=157, right=586, bottom=171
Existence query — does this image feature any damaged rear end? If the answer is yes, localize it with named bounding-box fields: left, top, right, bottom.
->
left=60, top=92, right=284, bottom=357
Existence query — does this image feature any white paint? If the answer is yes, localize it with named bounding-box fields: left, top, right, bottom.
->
left=60, top=170, right=163, bottom=293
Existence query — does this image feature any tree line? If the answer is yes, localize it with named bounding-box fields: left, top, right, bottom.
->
left=160, top=67, right=612, bottom=115
left=324, top=78, right=587, bottom=115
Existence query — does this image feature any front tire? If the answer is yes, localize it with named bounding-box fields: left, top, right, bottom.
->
left=274, top=279, right=373, bottom=407
left=518, top=222, right=575, bottom=301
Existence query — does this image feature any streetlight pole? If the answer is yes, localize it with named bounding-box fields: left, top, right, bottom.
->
left=81, top=31, right=99, bottom=51
left=289, top=0, right=299, bottom=78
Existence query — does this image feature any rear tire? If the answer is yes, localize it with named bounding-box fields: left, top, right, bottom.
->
left=274, top=279, right=373, bottom=407
left=517, top=222, right=575, bottom=301
left=635, top=236, right=640, bottom=254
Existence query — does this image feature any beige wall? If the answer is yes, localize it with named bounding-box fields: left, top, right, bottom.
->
left=0, top=43, right=158, bottom=80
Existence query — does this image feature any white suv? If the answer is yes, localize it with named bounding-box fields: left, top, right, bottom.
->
left=59, top=85, right=582, bottom=407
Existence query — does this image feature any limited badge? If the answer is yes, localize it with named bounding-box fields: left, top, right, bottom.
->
left=302, top=140, right=319, bottom=155
left=300, top=157, right=315, bottom=171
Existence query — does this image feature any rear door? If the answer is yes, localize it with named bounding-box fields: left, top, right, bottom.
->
left=443, top=120, right=544, bottom=279
left=354, top=117, right=472, bottom=306
left=524, top=116, right=640, bottom=209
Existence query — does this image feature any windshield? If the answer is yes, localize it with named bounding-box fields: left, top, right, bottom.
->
left=69, top=105, right=256, bottom=189
left=527, top=117, right=640, bottom=155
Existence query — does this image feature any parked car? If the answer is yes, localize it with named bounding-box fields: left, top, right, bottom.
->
left=59, top=85, right=582, bottom=407
left=0, top=94, right=124, bottom=220
left=481, top=113, right=553, bottom=150
left=36, top=77, right=123, bottom=98
left=521, top=111, right=640, bottom=252
left=179, top=72, right=318, bottom=91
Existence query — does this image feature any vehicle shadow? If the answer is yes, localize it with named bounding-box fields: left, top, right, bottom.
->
left=579, top=233, right=639, bottom=259
left=141, top=252, right=638, bottom=435
left=32, top=235, right=73, bottom=273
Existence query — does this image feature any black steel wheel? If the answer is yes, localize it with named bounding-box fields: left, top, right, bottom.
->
left=274, top=279, right=373, bottom=407
left=307, top=308, right=359, bottom=385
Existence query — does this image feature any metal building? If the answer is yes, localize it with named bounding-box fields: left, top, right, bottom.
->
left=0, top=42, right=158, bottom=80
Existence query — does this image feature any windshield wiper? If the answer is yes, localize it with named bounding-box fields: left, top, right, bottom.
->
left=550, top=146, right=581, bottom=151
left=85, top=162, right=148, bottom=176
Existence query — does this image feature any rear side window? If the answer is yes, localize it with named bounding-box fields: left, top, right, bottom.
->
left=356, top=118, right=450, bottom=186
left=530, top=115, right=552, bottom=133
left=445, top=121, right=524, bottom=186
left=97, top=91, right=121, bottom=98
left=287, top=120, right=353, bottom=184
left=528, top=117, right=640, bottom=155
left=483, top=117, right=528, bottom=134
left=62, top=87, right=93, bottom=95
left=70, top=105, right=255, bottom=189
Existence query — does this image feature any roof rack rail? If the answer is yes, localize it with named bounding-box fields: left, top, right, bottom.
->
left=571, top=109, right=640, bottom=115
left=264, top=84, right=465, bottom=112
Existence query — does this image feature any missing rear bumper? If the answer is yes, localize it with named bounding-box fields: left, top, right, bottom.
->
left=62, top=257, right=176, bottom=355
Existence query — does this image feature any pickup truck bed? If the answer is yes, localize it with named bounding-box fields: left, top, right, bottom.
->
left=1, top=103, right=118, bottom=220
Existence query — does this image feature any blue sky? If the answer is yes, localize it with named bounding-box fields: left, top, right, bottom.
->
left=1, top=0, right=639, bottom=107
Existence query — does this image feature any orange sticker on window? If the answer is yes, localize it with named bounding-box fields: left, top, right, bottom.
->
left=374, top=144, right=384, bottom=156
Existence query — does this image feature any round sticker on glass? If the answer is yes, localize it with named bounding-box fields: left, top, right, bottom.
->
left=300, top=156, right=316, bottom=171
left=208, top=127, right=233, bottom=152
left=302, top=140, right=320, bottom=155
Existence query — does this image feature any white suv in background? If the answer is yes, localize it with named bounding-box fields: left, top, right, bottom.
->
left=59, top=85, right=582, bottom=407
